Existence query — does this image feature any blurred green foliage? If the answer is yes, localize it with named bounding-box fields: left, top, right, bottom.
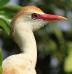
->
left=0, top=0, right=72, bottom=74
left=0, top=18, right=10, bottom=36
left=0, top=0, right=9, bottom=8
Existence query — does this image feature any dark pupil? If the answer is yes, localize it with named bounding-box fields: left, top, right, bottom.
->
left=32, top=13, right=38, bottom=19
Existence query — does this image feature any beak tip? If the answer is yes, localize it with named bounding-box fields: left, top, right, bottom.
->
left=58, top=16, right=68, bottom=20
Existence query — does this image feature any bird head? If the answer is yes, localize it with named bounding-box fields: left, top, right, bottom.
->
left=12, top=6, right=67, bottom=31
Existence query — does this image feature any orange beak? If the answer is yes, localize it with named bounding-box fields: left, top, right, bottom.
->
left=32, top=13, right=67, bottom=21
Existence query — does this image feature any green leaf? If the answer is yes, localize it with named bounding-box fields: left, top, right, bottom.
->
left=0, top=18, right=11, bottom=36
left=0, top=5, right=21, bottom=19
left=0, top=0, right=9, bottom=8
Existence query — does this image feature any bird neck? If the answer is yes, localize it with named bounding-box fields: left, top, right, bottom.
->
left=13, top=18, right=37, bottom=66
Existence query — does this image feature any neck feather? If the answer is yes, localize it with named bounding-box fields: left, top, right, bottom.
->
left=13, top=18, right=37, bottom=65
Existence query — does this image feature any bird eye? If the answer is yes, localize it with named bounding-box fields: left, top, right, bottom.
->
left=32, top=13, right=38, bottom=19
